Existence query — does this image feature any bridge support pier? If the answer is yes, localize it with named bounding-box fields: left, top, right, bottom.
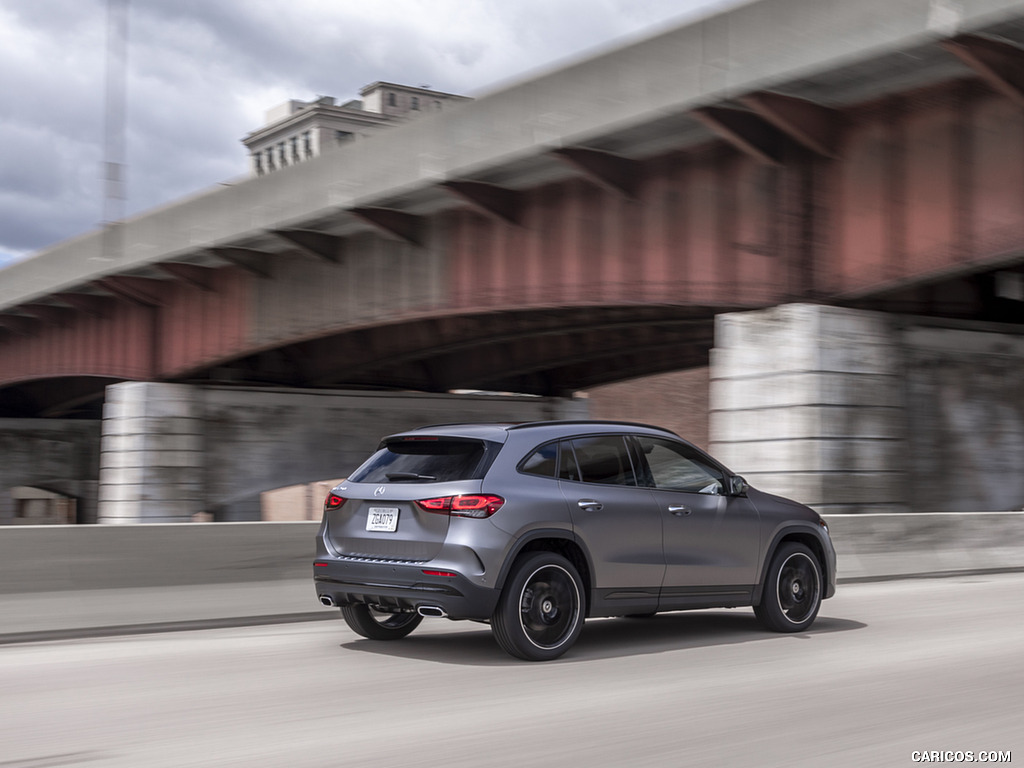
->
left=708, top=303, right=909, bottom=514
left=709, top=303, right=1024, bottom=514
left=710, top=304, right=908, bottom=514
left=97, top=384, right=587, bottom=523
left=99, top=383, right=204, bottom=524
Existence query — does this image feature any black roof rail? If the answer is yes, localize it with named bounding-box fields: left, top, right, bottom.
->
left=505, top=419, right=679, bottom=435
left=398, top=420, right=681, bottom=437
left=404, top=422, right=516, bottom=431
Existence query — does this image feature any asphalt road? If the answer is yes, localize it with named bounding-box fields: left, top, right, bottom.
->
left=2, top=573, right=1021, bottom=768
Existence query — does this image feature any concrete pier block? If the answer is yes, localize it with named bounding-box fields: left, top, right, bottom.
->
left=98, top=383, right=205, bottom=524
left=710, top=304, right=909, bottom=513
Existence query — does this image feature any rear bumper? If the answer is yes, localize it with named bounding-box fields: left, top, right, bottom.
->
left=313, top=557, right=500, bottom=620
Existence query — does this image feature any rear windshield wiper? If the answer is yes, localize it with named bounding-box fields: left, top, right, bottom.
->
left=385, top=472, right=437, bottom=481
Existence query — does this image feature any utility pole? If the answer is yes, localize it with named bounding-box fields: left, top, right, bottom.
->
left=101, top=0, right=128, bottom=260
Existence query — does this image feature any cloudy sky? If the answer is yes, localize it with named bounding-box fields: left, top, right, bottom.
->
left=0, top=0, right=740, bottom=267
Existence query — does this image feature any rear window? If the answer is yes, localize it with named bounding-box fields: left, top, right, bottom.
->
left=348, top=438, right=494, bottom=483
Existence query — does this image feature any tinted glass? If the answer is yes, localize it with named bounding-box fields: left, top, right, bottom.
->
left=636, top=437, right=723, bottom=494
left=520, top=442, right=558, bottom=478
left=568, top=436, right=637, bottom=486
left=349, top=439, right=488, bottom=483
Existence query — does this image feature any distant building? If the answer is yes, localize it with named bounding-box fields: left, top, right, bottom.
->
left=242, top=82, right=471, bottom=176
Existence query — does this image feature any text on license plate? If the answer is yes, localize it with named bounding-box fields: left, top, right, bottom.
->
left=366, top=507, right=399, bottom=532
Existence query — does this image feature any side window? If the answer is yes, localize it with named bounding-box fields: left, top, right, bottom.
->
left=636, top=437, right=724, bottom=494
left=567, top=436, right=637, bottom=486
left=520, top=442, right=558, bottom=478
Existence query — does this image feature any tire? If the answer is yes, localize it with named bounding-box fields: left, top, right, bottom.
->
left=754, top=542, right=823, bottom=633
left=341, top=604, right=423, bottom=640
left=492, top=552, right=585, bottom=661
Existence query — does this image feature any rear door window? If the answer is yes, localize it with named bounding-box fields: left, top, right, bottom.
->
left=349, top=438, right=492, bottom=483
left=565, top=435, right=637, bottom=486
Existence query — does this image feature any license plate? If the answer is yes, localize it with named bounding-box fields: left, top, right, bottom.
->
left=366, top=507, right=399, bottom=532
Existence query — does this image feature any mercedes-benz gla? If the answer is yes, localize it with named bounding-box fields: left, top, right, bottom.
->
left=314, top=420, right=836, bottom=661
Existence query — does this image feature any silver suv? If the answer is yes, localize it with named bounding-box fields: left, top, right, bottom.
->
left=314, top=421, right=836, bottom=661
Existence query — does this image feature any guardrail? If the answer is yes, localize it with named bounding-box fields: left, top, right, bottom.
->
left=1, top=513, right=1021, bottom=641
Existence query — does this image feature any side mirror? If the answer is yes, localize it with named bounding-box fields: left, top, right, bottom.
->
left=728, top=475, right=749, bottom=497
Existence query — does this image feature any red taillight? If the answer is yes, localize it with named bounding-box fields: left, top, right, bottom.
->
left=416, top=494, right=505, bottom=518
left=452, top=495, right=504, bottom=516
left=324, top=493, right=346, bottom=511
left=417, top=496, right=451, bottom=512
left=422, top=569, right=458, bottom=578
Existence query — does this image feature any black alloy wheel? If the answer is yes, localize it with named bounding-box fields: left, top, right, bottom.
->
left=492, top=551, right=585, bottom=661
left=754, top=542, right=823, bottom=632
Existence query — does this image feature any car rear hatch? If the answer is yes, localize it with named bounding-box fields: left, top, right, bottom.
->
left=324, top=435, right=498, bottom=562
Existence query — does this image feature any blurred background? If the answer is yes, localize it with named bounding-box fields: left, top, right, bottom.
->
left=2, top=0, right=1022, bottom=526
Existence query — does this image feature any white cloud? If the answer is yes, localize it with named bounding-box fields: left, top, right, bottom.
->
left=0, top=0, right=732, bottom=265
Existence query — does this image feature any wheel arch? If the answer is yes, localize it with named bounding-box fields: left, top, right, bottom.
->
left=753, top=526, right=831, bottom=605
left=495, top=530, right=594, bottom=616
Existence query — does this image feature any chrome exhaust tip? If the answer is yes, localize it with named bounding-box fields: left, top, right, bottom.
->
left=417, top=605, right=448, bottom=618
left=319, top=595, right=335, bottom=607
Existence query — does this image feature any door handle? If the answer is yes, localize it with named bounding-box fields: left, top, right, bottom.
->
left=577, top=499, right=603, bottom=512
left=668, top=505, right=692, bottom=516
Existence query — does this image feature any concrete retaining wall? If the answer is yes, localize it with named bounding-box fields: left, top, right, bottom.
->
left=98, top=385, right=588, bottom=523
left=1, top=513, right=1022, bottom=640
left=0, top=522, right=320, bottom=639
left=0, top=521, right=315, bottom=594
left=825, top=512, right=1024, bottom=580
left=904, top=327, right=1024, bottom=513
left=0, top=419, right=100, bottom=524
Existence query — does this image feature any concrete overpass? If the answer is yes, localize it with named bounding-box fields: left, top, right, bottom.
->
left=1, top=0, right=1023, bottom=522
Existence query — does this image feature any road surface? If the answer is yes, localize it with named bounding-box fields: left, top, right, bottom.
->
left=2, top=573, right=1021, bottom=767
